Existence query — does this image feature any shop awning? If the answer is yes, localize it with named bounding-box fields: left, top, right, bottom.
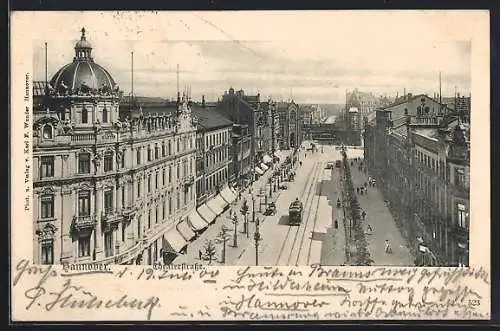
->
left=220, top=186, right=237, bottom=204
left=207, top=195, right=227, bottom=215
left=177, top=220, right=196, bottom=241
left=263, top=154, right=273, bottom=164
left=197, top=204, right=217, bottom=224
left=260, top=163, right=269, bottom=171
left=255, top=167, right=264, bottom=175
left=163, top=229, right=188, bottom=253
left=187, top=210, right=209, bottom=231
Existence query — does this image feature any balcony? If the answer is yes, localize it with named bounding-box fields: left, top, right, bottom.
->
left=183, top=175, right=195, bottom=186
left=71, top=214, right=97, bottom=233
left=121, top=205, right=136, bottom=221
left=101, top=209, right=122, bottom=230
left=98, top=240, right=144, bottom=265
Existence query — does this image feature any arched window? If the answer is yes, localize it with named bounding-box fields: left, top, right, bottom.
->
left=82, top=107, right=88, bottom=123
left=102, top=107, right=108, bottom=123
left=42, top=125, right=53, bottom=139
left=424, top=106, right=430, bottom=114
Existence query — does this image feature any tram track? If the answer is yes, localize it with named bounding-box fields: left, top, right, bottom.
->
left=274, top=161, right=322, bottom=265
left=292, top=161, right=324, bottom=266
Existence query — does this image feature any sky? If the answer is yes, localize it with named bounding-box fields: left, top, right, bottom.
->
left=26, top=11, right=478, bottom=104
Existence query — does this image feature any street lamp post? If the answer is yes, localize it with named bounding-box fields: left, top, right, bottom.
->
left=232, top=214, right=239, bottom=248
left=254, top=217, right=262, bottom=266
left=252, top=193, right=256, bottom=223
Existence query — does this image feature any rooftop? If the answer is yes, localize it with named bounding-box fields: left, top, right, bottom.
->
left=191, top=105, right=234, bottom=130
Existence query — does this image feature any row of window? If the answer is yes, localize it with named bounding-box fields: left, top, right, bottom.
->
left=39, top=148, right=195, bottom=179
left=40, top=182, right=194, bottom=220
left=206, top=147, right=229, bottom=169
left=206, top=130, right=229, bottom=149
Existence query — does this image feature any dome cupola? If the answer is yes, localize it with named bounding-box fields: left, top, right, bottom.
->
left=49, top=28, right=118, bottom=95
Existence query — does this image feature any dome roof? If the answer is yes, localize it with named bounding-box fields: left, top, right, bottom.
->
left=49, top=28, right=117, bottom=93
left=50, top=61, right=116, bottom=91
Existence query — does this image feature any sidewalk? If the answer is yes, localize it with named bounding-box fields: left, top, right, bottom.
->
left=348, top=158, right=413, bottom=266
left=174, top=150, right=293, bottom=266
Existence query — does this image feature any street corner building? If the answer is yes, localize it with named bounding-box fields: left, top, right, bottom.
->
left=32, top=28, right=199, bottom=265
left=363, top=93, right=470, bottom=267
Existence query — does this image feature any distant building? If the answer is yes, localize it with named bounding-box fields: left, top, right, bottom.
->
left=364, top=94, right=469, bottom=266
left=276, top=101, right=302, bottom=150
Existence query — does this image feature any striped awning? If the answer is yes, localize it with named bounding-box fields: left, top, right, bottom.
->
left=207, top=195, right=227, bottom=215
left=177, top=220, right=196, bottom=241
left=163, top=229, right=188, bottom=253
left=220, top=186, right=237, bottom=204
left=187, top=210, right=209, bottom=231
left=197, top=204, right=217, bottom=224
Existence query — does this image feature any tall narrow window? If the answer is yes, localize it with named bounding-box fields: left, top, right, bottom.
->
left=162, top=169, right=165, bottom=186
left=148, top=209, right=151, bottom=229
left=78, top=153, right=91, bottom=174
left=168, top=166, right=172, bottom=183
left=78, top=234, right=91, bottom=257
left=148, top=147, right=152, bottom=162
left=457, top=204, right=467, bottom=228
left=155, top=171, right=158, bottom=189
left=147, top=175, right=151, bottom=193
left=42, top=125, right=53, bottom=139
left=137, top=179, right=141, bottom=197
left=41, top=240, right=54, bottom=264
left=102, top=107, right=108, bottom=123
left=104, top=231, right=114, bottom=257
left=155, top=144, right=159, bottom=159
left=155, top=206, right=159, bottom=224
left=104, top=152, right=113, bottom=172
left=40, top=156, right=54, bottom=179
left=104, top=189, right=113, bottom=215
left=82, top=107, right=88, bottom=124
left=78, top=191, right=91, bottom=216
left=136, top=148, right=141, bottom=165
left=40, top=195, right=54, bottom=219
left=162, top=143, right=166, bottom=157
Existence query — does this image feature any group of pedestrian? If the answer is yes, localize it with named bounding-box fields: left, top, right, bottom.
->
left=368, top=176, right=376, bottom=188
left=356, top=185, right=368, bottom=195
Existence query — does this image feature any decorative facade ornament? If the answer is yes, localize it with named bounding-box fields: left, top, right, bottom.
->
left=36, top=223, right=57, bottom=242
left=78, top=181, right=93, bottom=191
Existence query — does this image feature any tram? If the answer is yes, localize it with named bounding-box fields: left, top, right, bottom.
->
left=288, top=198, right=304, bottom=225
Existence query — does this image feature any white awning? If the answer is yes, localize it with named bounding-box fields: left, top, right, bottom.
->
left=260, top=163, right=269, bottom=171
left=255, top=167, right=264, bottom=175
left=187, top=210, right=209, bottom=231
left=197, top=204, right=217, bottom=224
left=163, top=229, right=188, bottom=253
left=207, top=195, right=227, bottom=215
left=263, top=154, right=273, bottom=164
left=177, top=220, right=196, bottom=241
left=220, top=186, right=237, bottom=204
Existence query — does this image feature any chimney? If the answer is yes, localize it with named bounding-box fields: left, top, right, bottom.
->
left=202, top=95, right=206, bottom=108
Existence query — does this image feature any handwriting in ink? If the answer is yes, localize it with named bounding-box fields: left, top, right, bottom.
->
left=13, top=259, right=57, bottom=288
left=24, top=278, right=160, bottom=320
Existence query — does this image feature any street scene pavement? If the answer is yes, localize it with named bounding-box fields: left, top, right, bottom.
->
left=175, top=142, right=413, bottom=266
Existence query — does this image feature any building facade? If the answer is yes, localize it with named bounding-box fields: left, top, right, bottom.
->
left=192, top=106, right=233, bottom=207
left=230, top=124, right=253, bottom=188
left=33, top=28, right=197, bottom=266
left=364, top=94, right=470, bottom=266
left=276, top=101, right=301, bottom=150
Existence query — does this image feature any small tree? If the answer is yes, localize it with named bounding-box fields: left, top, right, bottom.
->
left=215, top=225, right=231, bottom=264
left=203, top=240, right=217, bottom=265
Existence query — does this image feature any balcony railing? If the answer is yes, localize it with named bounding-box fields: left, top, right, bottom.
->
left=71, top=214, right=97, bottom=232
left=183, top=175, right=195, bottom=186
left=121, top=205, right=136, bottom=220
left=101, top=209, right=122, bottom=229
left=99, top=240, right=143, bottom=265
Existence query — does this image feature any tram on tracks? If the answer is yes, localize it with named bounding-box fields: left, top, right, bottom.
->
left=288, top=198, right=304, bottom=225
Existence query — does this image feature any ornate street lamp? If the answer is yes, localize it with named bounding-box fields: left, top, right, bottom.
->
left=254, top=217, right=262, bottom=266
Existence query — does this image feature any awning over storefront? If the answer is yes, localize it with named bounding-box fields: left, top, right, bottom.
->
left=163, top=228, right=188, bottom=253
left=255, top=167, right=264, bottom=175
left=207, top=195, right=227, bottom=215
left=220, top=186, right=237, bottom=204
left=177, top=220, right=196, bottom=241
left=197, top=204, right=217, bottom=224
left=187, top=210, right=209, bottom=231
left=260, top=163, right=269, bottom=171
left=263, top=154, right=273, bottom=164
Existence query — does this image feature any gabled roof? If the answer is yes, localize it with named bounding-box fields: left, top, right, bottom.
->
left=191, top=105, right=234, bottom=130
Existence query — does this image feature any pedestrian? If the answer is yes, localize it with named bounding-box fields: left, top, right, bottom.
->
left=360, top=188, right=363, bottom=195
left=356, top=187, right=360, bottom=194
left=367, top=224, right=373, bottom=234
left=364, top=182, right=367, bottom=188
left=385, top=240, right=392, bottom=254
left=199, top=249, right=203, bottom=260
left=362, top=210, right=366, bottom=220
left=368, top=176, right=372, bottom=183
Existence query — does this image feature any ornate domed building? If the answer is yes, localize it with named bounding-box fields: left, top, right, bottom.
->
left=32, top=28, right=198, bottom=266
